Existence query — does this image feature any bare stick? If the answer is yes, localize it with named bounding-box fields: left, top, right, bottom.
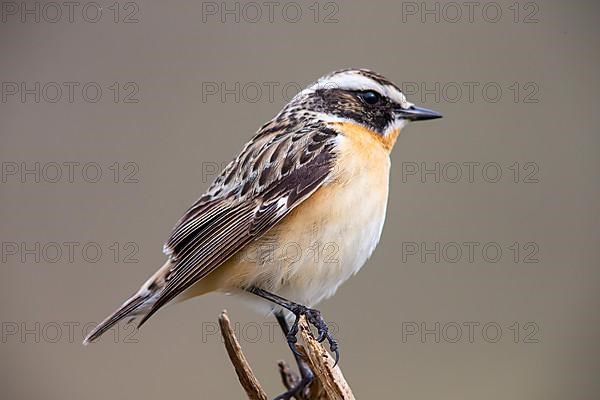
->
left=218, top=310, right=268, bottom=400
left=297, top=316, right=355, bottom=400
left=219, top=311, right=355, bottom=400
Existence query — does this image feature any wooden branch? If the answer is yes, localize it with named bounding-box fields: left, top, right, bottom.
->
left=297, top=317, right=355, bottom=400
left=218, top=310, right=355, bottom=400
left=218, top=310, right=268, bottom=400
left=277, top=357, right=327, bottom=400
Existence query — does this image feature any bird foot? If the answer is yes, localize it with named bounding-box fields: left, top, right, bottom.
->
left=286, top=305, right=339, bottom=367
left=273, top=374, right=313, bottom=400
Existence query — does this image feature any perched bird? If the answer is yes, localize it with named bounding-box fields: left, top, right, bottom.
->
left=84, top=68, right=441, bottom=399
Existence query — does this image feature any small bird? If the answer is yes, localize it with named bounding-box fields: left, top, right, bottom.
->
left=84, top=68, right=441, bottom=399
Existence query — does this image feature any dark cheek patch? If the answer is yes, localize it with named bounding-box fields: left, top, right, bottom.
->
left=312, top=89, right=394, bottom=135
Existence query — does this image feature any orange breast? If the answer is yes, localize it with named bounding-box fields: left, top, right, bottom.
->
left=329, top=121, right=400, bottom=152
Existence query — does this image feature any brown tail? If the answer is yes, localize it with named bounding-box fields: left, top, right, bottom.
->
left=83, top=261, right=173, bottom=345
left=83, top=292, right=152, bottom=345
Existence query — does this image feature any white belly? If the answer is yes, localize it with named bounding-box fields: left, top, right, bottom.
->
left=279, top=189, right=388, bottom=307
left=242, top=142, right=391, bottom=307
left=188, top=132, right=393, bottom=310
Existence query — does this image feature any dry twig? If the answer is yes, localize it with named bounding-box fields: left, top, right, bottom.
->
left=296, top=317, right=354, bottom=399
left=218, top=310, right=355, bottom=400
left=219, top=310, right=268, bottom=400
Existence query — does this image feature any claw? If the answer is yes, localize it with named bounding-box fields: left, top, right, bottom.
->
left=286, top=306, right=340, bottom=368
left=287, top=338, right=303, bottom=359
left=330, top=341, right=340, bottom=367
left=316, top=330, right=328, bottom=343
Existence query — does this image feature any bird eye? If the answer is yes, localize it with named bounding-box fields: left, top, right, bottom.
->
left=359, top=90, right=381, bottom=105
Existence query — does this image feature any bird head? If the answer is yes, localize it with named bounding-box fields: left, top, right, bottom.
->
left=283, top=68, right=442, bottom=150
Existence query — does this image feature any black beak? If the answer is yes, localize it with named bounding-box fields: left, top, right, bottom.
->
left=396, top=105, right=442, bottom=121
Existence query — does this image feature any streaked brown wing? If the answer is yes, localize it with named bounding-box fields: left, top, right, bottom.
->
left=138, top=125, right=339, bottom=326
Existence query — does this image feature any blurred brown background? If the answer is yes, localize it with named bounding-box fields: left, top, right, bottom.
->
left=1, top=0, right=599, bottom=399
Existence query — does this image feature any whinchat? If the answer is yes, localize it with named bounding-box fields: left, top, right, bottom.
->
left=84, top=68, right=441, bottom=399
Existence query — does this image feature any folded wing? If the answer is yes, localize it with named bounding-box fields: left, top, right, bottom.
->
left=139, top=124, right=339, bottom=327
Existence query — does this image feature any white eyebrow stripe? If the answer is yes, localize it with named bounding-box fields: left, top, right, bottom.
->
left=312, top=72, right=382, bottom=92
left=309, top=71, right=412, bottom=108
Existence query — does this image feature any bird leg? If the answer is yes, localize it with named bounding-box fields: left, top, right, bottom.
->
left=275, top=311, right=314, bottom=379
left=246, top=287, right=339, bottom=366
left=246, top=287, right=339, bottom=400
left=274, top=311, right=314, bottom=400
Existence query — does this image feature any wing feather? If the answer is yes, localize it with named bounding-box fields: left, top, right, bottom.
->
left=139, top=124, right=338, bottom=327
